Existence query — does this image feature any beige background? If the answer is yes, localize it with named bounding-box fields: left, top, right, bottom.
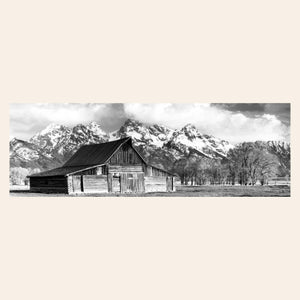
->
left=1, top=1, right=299, bottom=299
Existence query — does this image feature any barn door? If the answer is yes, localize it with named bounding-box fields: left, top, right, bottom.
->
left=120, top=173, right=144, bottom=193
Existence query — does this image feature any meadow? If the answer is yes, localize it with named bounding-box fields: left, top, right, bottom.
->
left=10, top=184, right=290, bottom=197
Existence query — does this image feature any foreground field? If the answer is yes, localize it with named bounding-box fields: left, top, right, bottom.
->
left=10, top=185, right=290, bottom=197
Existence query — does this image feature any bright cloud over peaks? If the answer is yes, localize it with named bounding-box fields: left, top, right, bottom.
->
left=123, top=103, right=290, bottom=144
left=10, top=103, right=290, bottom=144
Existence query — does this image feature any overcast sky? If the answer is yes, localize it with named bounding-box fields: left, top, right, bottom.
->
left=10, top=103, right=290, bottom=144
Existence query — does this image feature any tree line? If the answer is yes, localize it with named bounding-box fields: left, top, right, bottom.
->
left=171, top=142, right=290, bottom=186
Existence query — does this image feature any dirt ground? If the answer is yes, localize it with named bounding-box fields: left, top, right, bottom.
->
left=10, top=185, right=290, bottom=197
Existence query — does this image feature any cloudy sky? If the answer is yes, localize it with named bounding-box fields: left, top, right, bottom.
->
left=10, top=103, right=290, bottom=144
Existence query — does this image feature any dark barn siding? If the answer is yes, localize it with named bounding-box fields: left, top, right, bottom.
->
left=30, top=176, right=68, bottom=193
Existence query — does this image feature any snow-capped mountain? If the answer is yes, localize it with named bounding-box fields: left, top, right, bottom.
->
left=110, top=119, right=175, bottom=148
left=10, top=119, right=235, bottom=171
left=10, top=138, right=57, bottom=169
left=29, top=121, right=109, bottom=158
left=165, top=124, right=233, bottom=159
left=30, top=124, right=72, bottom=155
left=10, top=119, right=288, bottom=174
left=110, top=119, right=233, bottom=160
left=10, top=138, right=41, bottom=161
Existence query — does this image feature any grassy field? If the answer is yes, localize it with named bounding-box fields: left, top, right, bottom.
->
left=10, top=184, right=290, bottom=197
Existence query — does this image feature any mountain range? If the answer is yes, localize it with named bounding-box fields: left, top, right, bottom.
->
left=10, top=119, right=289, bottom=174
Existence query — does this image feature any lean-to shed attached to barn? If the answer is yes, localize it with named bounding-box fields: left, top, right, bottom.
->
left=28, top=137, right=176, bottom=194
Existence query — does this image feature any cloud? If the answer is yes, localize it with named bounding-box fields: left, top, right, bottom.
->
left=124, top=103, right=290, bottom=143
left=10, top=103, right=290, bottom=143
left=212, top=103, right=290, bottom=126
left=9, top=103, right=127, bottom=140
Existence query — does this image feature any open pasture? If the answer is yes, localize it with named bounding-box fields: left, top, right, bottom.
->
left=10, top=184, right=290, bottom=197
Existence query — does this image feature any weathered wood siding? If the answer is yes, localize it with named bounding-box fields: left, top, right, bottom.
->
left=145, top=165, right=171, bottom=177
left=71, top=166, right=107, bottom=176
left=112, top=176, right=121, bottom=193
left=82, top=175, right=108, bottom=193
left=120, top=173, right=145, bottom=193
left=71, top=175, right=82, bottom=193
left=30, top=176, right=68, bottom=193
left=68, top=175, right=108, bottom=193
left=144, top=176, right=167, bottom=193
left=108, top=165, right=143, bottom=174
left=166, top=176, right=173, bottom=192
left=109, top=143, right=144, bottom=165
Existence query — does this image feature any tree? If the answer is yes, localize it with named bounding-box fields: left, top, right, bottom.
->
left=226, top=142, right=279, bottom=185
left=10, top=167, right=29, bottom=185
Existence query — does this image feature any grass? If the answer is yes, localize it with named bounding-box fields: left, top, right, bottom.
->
left=10, top=184, right=290, bottom=197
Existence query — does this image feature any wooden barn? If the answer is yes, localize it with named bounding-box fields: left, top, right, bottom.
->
left=28, top=137, right=176, bottom=194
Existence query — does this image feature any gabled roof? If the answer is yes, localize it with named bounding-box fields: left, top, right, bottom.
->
left=63, top=137, right=147, bottom=167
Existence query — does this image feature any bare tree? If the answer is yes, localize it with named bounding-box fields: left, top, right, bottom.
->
left=226, top=143, right=279, bottom=185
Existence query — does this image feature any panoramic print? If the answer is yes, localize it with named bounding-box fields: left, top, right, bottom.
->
left=9, top=103, right=290, bottom=197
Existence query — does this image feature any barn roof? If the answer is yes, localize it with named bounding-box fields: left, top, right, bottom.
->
left=63, top=137, right=146, bottom=167
left=28, top=165, right=91, bottom=177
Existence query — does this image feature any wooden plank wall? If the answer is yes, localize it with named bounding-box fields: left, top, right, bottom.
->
left=145, top=165, right=172, bottom=177
left=68, top=175, right=108, bottom=193
left=109, top=143, right=143, bottom=165
left=144, top=176, right=167, bottom=193
left=112, top=177, right=121, bottom=193
left=109, top=165, right=143, bottom=174
left=30, top=176, right=68, bottom=193
left=71, top=166, right=107, bottom=176
left=120, top=173, right=145, bottom=193
left=82, top=175, right=108, bottom=193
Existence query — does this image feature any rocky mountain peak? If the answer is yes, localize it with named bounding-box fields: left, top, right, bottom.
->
left=86, top=121, right=107, bottom=137
left=122, top=118, right=144, bottom=129
left=39, top=123, right=69, bottom=135
left=13, top=118, right=288, bottom=173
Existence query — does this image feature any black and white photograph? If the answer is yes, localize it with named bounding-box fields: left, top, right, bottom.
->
left=10, top=103, right=290, bottom=197
left=2, top=0, right=299, bottom=298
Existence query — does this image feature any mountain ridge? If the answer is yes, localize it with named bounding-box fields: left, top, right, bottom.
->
left=10, top=119, right=289, bottom=173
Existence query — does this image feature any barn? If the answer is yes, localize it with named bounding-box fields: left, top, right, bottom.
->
left=28, top=137, right=176, bottom=194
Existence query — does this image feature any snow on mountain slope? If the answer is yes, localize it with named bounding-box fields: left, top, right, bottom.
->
left=11, top=118, right=234, bottom=170
left=167, top=124, right=234, bottom=158
left=10, top=119, right=256, bottom=172
left=108, top=119, right=235, bottom=166
left=30, top=122, right=109, bottom=157
left=87, top=121, right=107, bottom=137
left=10, top=138, right=40, bottom=161
left=30, top=124, right=71, bottom=152
left=110, top=119, right=175, bottom=148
